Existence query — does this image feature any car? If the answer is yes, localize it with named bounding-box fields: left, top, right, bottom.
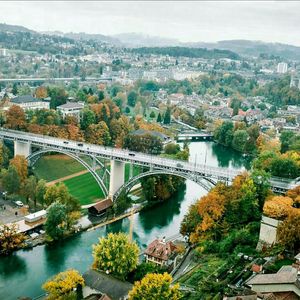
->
left=14, top=200, right=24, bottom=207
left=77, top=143, right=83, bottom=147
left=176, top=163, right=183, bottom=168
left=63, top=141, right=69, bottom=144
left=129, top=152, right=135, bottom=157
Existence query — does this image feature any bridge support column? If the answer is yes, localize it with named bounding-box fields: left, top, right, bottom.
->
left=14, top=141, right=31, bottom=157
left=109, top=160, right=125, bottom=200
left=129, top=163, right=133, bottom=179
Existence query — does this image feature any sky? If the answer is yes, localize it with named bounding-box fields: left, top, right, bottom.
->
left=0, top=1, right=300, bottom=46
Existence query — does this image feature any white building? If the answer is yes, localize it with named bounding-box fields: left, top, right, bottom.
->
left=0, top=48, right=7, bottom=56
left=10, top=95, right=49, bottom=111
left=57, top=101, right=84, bottom=121
left=277, top=62, right=288, bottom=74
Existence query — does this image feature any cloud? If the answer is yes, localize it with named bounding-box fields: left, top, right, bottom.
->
left=0, top=1, right=299, bottom=46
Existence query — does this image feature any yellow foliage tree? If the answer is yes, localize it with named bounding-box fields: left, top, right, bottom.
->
left=0, top=223, right=25, bottom=255
left=35, top=86, right=48, bottom=99
left=42, top=269, right=84, bottom=300
left=263, top=196, right=294, bottom=219
left=128, top=273, right=181, bottom=300
left=9, top=155, right=28, bottom=183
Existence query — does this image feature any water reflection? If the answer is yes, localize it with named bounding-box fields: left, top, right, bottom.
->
left=0, top=253, right=27, bottom=278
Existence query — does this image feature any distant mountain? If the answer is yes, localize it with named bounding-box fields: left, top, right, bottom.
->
left=113, top=33, right=181, bottom=47
left=0, top=23, right=35, bottom=33
left=42, top=31, right=120, bottom=45
left=186, top=40, right=300, bottom=61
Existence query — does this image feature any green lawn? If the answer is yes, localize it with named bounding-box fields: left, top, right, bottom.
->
left=33, top=154, right=85, bottom=181
left=62, top=172, right=105, bottom=205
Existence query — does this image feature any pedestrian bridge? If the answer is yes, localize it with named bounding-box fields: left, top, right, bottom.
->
left=0, top=129, right=297, bottom=200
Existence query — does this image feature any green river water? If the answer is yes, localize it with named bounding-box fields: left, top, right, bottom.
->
left=0, top=142, right=251, bottom=300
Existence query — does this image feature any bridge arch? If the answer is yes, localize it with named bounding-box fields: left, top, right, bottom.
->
left=27, top=149, right=109, bottom=198
left=113, top=169, right=217, bottom=201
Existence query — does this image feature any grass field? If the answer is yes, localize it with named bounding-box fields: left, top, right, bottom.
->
left=62, top=172, right=104, bottom=205
left=33, top=155, right=141, bottom=205
left=33, top=154, right=85, bottom=181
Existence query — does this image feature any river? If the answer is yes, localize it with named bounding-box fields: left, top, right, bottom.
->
left=0, top=142, right=251, bottom=300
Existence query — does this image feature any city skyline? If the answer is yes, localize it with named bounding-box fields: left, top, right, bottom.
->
left=0, top=1, right=300, bottom=46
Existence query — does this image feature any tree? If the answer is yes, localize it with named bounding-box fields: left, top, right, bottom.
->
left=157, top=112, right=162, bottom=123
left=45, top=202, right=67, bottom=240
left=127, top=91, right=138, bottom=107
left=22, top=175, right=37, bottom=206
left=5, top=105, right=26, bottom=130
left=163, top=107, right=171, bottom=124
left=1, top=165, right=20, bottom=194
left=85, top=122, right=111, bottom=146
left=42, top=269, right=84, bottom=300
left=150, top=111, right=156, bottom=118
left=277, top=211, right=300, bottom=252
left=132, top=262, right=167, bottom=282
left=270, top=157, right=299, bottom=179
left=0, top=223, right=25, bottom=255
left=164, top=143, right=180, bottom=155
left=128, top=273, right=181, bottom=300
left=263, top=196, right=294, bottom=219
left=35, top=86, right=48, bottom=99
left=0, top=142, right=10, bottom=168
left=214, top=121, right=234, bottom=147
left=92, top=232, right=139, bottom=280
left=36, top=179, right=47, bottom=207
left=10, top=155, right=28, bottom=183
left=280, top=131, right=296, bottom=153
left=231, top=130, right=249, bottom=153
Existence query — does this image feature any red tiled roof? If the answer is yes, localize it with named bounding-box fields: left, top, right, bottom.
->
left=91, top=199, right=113, bottom=213
left=144, top=239, right=177, bottom=261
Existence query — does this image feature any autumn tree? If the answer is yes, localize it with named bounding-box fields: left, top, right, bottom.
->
left=35, top=86, right=48, bottom=99
left=92, top=232, right=139, bottom=280
left=277, top=211, right=300, bottom=252
left=9, top=155, right=28, bottom=184
left=0, top=223, right=25, bottom=255
left=128, top=273, right=181, bottom=300
left=42, top=269, right=84, bottom=300
left=5, top=105, right=26, bottom=130
left=36, top=179, right=47, bottom=207
left=22, top=175, right=37, bottom=206
left=0, top=142, right=10, bottom=168
left=263, top=196, right=294, bottom=219
left=85, top=122, right=111, bottom=146
left=109, top=115, right=132, bottom=148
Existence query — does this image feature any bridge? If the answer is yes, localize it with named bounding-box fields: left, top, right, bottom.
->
left=0, top=129, right=297, bottom=201
left=177, top=132, right=213, bottom=141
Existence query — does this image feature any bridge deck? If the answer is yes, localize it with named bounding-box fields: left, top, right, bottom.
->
left=0, top=128, right=297, bottom=191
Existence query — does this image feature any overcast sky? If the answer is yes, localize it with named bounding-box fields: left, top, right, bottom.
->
left=0, top=1, right=299, bottom=46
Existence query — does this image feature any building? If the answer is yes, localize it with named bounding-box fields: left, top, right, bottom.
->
left=83, top=269, right=133, bottom=300
left=277, top=62, right=288, bottom=74
left=88, top=199, right=113, bottom=217
left=9, top=95, right=50, bottom=111
left=246, top=265, right=300, bottom=299
left=57, top=101, right=84, bottom=121
left=144, top=237, right=178, bottom=266
left=0, top=48, right=7, bottom=57
left=257, top=215, right=281, bottom=249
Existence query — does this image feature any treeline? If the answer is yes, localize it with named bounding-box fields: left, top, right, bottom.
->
left=132, top=46, right=240, bottom=60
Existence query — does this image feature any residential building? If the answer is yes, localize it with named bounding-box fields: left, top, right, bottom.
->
left=57, top=101, right=84, bottom=121
left=144, top=237, right=178, bottom=266
left=277, top=62, right=288, bottom=74
left=0, top=48, right=7, bottom=56
left=246, top=265, right=300, bottom=299
left=9, top=95, right=49, bottom=111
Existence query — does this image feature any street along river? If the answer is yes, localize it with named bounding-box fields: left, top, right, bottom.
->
left=0, top=141, right=251, bottom=300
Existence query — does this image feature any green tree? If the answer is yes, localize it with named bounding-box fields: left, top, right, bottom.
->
left=270, top=157, right=299, bottom=179
left=214, top=121, right=234, bottom=147
left=92, top=232, right=139, bottom=280
left=149, top=111, right=156, bottom=118
left=36, top=179, right=47, bottom=207
left=127, top=91, right=138, bottom=107
left=163, top=107, right=171, bottom=124
left=128, top=273, right=181, bottom=300
left=157, top=112, right=162, bottom=123
left=22, top=175, right=37, bottom=206
left=80, top=109, right=96, bottom=130
left=164, top=143, right=180, bottom=155
left=85, top=122, right=111, bottom=146
left=45, top=202, right=67, bottom=240
left=231, top=130, right=249, bottom=153
left=1, top=165, right=20, bottom=194
left=0, top=142, right=10, bottom=168
left=280, top=131, right=296, bottom=153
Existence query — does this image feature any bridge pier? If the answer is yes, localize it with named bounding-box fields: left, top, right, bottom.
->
left=109, top=160, right=125, bottom=200
left=14, top=140, right=31, bottom=157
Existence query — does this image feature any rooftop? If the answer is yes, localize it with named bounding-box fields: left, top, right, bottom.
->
left=57, top=101, right=84, bottom=109
left=83, top=269, right=132, bottom=300
left=11, top=95, right=45, bottom=104
left=144, top=238, right=177, bottom=261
